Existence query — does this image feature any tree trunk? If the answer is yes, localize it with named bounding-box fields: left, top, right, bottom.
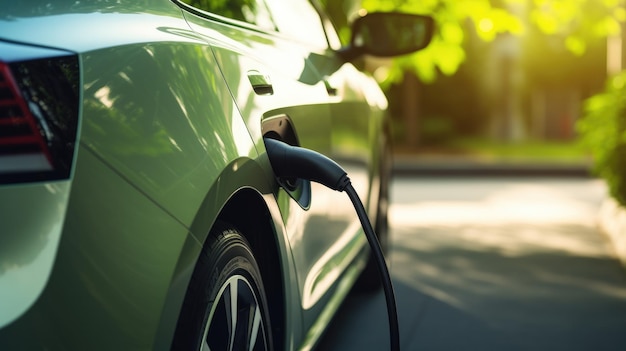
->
left=403, top=72, right=420, bottom=148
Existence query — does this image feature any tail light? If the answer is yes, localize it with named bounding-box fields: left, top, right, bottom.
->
left=0, top=63, right=53, bottom=172
left=0, top=52, right=79, bottom=184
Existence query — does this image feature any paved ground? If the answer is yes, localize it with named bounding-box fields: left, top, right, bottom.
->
left=317, top=176, right=626, bottom=351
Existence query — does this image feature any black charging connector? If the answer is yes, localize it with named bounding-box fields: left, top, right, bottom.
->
left=264, top=137, right=400, bottom=351
left=264, top=138, right=351, bottom=192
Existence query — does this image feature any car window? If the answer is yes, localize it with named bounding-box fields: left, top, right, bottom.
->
left=265, top=0, right=329, bottom=49
left=178, top=0, right=275, bottom=30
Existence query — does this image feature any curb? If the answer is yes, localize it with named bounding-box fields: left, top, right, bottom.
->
left=598, top=197, right=626, bottom=270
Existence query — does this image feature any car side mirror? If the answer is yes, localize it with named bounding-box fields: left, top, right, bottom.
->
left=339, top=12, right=435, bottom=61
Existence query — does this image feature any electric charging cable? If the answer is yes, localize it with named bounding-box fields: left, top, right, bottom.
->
left=264, top=138, right=400, bottom=351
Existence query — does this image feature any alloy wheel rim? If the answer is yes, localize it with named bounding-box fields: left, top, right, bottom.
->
left=201, top=275, right=268, bottom=351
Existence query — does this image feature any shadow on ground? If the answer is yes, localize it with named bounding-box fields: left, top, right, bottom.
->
left=317, top=224, right=626, bottom=351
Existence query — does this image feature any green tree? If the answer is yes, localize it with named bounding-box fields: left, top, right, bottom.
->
left=324, top=0, right=625, bottom=84
left=321, top=0, right=625, bottom=148
left=360, top=0, right=523, bottom=85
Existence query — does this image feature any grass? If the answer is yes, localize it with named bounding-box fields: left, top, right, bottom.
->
left=394, top=137, right=593, bottom=165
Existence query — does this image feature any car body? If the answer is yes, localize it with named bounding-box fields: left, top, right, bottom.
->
left=0, top=1, right=432, bottom=349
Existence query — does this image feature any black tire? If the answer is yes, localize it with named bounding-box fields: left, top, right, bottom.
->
left=355, top=144, right=391, bottom=292
left=172, top=222, right=274, bottom=351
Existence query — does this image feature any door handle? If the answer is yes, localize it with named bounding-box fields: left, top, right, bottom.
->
left=247, top=70, right=274, bottom=95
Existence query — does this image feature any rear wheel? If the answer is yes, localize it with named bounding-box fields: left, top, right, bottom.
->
left=173, top=222, right=273, bottom=351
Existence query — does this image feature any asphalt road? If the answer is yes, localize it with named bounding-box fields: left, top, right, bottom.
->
left=317, top=176, right=626, bottom=351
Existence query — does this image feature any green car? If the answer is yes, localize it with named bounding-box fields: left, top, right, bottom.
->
left=0, top=1, right=432, bottom=349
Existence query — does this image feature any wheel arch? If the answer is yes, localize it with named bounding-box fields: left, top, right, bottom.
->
left=217, top=188, right=286, bottom=351
left=164, top=155, right=300, bottom=351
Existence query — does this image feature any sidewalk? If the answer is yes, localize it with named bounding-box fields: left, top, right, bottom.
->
left=391, top=153, right=626, bottom=271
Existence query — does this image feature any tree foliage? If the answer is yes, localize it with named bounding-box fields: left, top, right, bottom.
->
left=528, top=0, right=625, bottom=55
left=360, top=0, right=523, bottom=84
left=578, top=72, right=626, bottom=206
left=322, top=0, right=625, bottom=85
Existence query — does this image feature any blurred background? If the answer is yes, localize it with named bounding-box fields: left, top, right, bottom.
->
left=315, top=4, right=626, bottom=349
left=320, top=0, right=626, bottom=176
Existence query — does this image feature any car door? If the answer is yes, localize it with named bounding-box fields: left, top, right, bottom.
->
left=174, top=0, right=365, bottom=342
left=259, top=0, right=378, bottom=329
left=262, top=0, right=387, bottom=327
left=299, top=1, right=390, bottom=227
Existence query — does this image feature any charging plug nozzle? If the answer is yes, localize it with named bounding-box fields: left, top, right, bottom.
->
left=264, top=137, right=350, bottom=192
left=263, top=137, right=400, bottom=351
